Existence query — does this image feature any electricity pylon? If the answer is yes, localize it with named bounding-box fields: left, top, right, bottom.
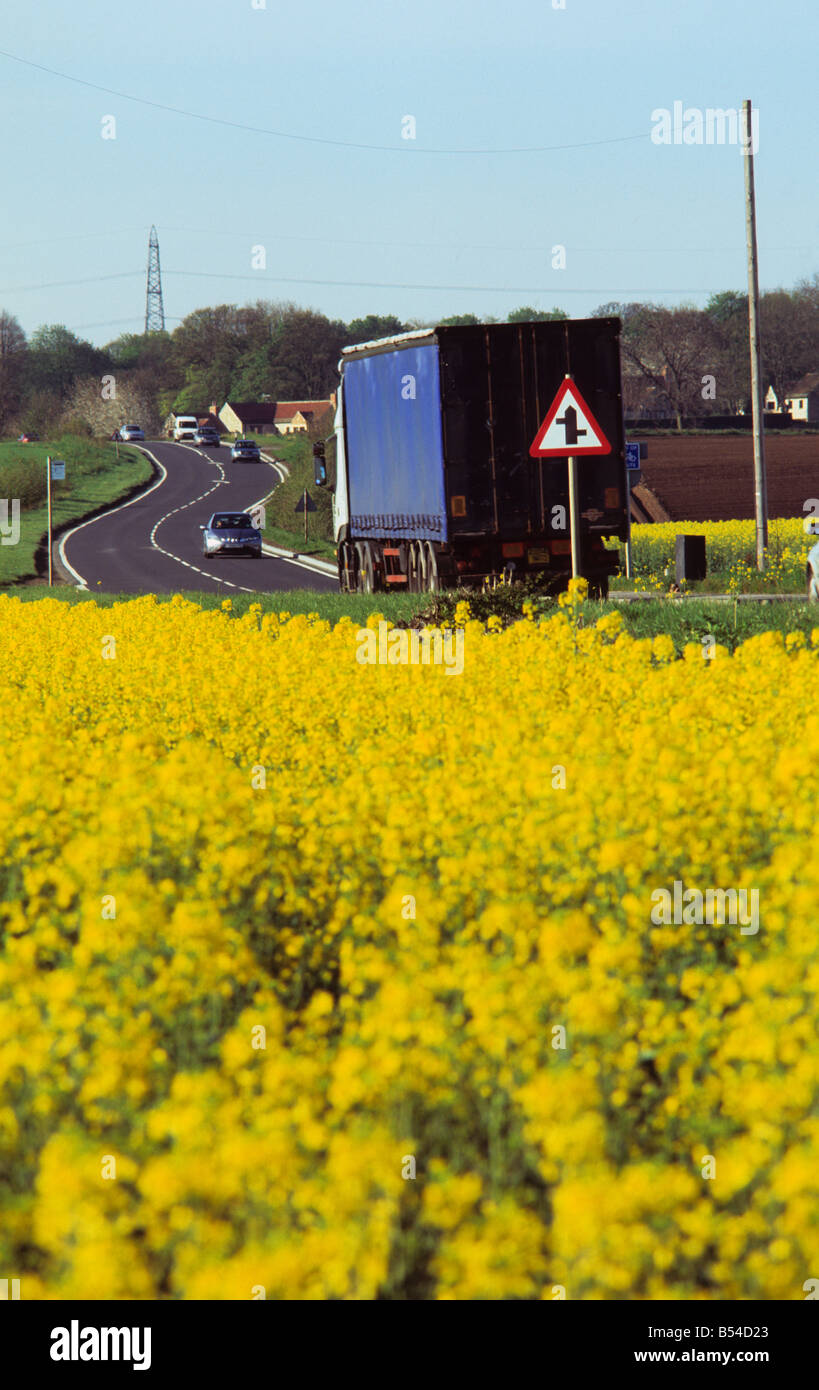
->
left=145, top=225, right=165, bottom=334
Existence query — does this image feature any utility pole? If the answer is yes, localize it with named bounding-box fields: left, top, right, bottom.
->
left=743, top=98, right=767, bottom=569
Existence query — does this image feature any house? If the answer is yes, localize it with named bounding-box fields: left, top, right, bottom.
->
left=273, top=401, right=335, bottom=435
left=784, top=373, right=819, bottom=423
left=764, top=385, right=783, bottom=413
left=218, top=401, right=279, bottom=435
left=218, top=398, right=335, bottom=437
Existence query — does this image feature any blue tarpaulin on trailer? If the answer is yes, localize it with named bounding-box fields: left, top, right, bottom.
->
left=342, top=344, right=448, bottom=542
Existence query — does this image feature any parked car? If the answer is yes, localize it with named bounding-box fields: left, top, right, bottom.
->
left=200, top=512, right=263, bottom=558
left=194, top=426, right=221, bottom=447
left=230, top=437, right=262, bottom=462
left=173, top=415, right=199, bottom=441
left=119, top=424, right=145, bottom=442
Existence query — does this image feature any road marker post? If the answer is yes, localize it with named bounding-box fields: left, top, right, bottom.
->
left=47, top=457, right=66, bottom=587
left=294, top=489, right=316, bottom=544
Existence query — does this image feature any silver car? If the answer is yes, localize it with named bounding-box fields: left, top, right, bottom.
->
left=200, top=511, right=262, bottom=558
left=119, top=424, right=145, bottom=441
left=230, top=438, right=262, bottom=462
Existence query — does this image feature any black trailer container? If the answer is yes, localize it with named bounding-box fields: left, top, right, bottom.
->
left=329, top=317, right=629, bottom=595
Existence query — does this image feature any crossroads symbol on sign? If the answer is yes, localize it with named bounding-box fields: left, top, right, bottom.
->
left=529, top=378, right=611, bottom=457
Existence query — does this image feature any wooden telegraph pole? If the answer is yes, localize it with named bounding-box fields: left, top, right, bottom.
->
left=743, top=98, right=768, bottom=570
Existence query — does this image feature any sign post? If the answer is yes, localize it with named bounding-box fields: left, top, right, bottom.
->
left=47, top=456, right=52, bottom=587
left=529, top=376, right=612, bottom=585
left=567, top=456, right=580, bottom=578
left=623, top=443, right=647, bottom=580
left=46, top=457, right=66, bottom=587
left=294, top=489, right=316, bottom=543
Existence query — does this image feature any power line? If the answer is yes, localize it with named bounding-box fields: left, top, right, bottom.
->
left=156, top=225, right=812, bottom=256
left=0, top=227, right=145, bottom=251
left=0, top=223, right=809, bottom=257
left=164, top=269, right=724, bottom=295
left=0, top=271, right=142, bottom=293
left=0, top=47, right=648, bottom=156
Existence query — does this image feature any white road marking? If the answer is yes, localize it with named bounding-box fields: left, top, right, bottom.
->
left=148, top=446, right=284, bottom=594
left=58, top=445, right=169, bottom=589
left=59, top=444, right=329, bottom=592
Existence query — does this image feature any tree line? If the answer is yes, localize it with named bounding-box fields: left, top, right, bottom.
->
left=0, top=280, right=815, bottom=438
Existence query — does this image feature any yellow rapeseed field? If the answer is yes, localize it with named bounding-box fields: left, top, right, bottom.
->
left=1, top=590, right=818, bottom=1300
left=619, top=516, right=813, bottom=591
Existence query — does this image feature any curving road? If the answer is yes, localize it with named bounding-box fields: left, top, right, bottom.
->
left=59, top=440, right=337, bottom=595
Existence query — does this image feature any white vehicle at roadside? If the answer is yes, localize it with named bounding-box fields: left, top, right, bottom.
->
left=172, top=415, right=199, bottom=441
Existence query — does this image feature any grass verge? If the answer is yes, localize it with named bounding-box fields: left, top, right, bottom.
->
left=0, top=437, right=153, bottom=584
left=0, top=585, right=428, bottom=626
left=2, top=585, right=816, bottom=652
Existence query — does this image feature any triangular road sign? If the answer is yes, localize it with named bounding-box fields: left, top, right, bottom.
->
left=530, top=378, right=611, bottom=457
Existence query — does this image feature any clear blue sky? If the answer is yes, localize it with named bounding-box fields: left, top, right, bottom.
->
left=0, top=0, right=815, bottom=345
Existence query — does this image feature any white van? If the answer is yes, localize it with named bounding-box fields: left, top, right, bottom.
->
left=173, top=415, right=199, bottom=441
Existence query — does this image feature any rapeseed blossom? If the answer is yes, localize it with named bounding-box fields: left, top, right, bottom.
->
left=0, top=593, right=818, bottom=1299
left=619, top=516, right=811, bottom=591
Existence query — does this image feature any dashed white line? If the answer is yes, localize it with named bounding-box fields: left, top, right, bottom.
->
left=149, top=446, right=285, bottom=594
left=58, top=445, right=170, bottom=588
left=60, top=444, right=330, bottom=593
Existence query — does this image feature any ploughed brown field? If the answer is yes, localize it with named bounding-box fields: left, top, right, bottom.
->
left=631, top=434, right=819, bottom=522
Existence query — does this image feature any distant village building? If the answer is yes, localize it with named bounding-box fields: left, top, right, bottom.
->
left=218, top=399, right=335, bottom=436
left=763, top=375, right=819, bottom=422
left=783, top=373, right=819, bottom=423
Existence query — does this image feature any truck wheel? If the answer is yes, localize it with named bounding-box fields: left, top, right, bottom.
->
left=407, top=541, right=423, bottom=592
left=338, top=540, right=356, bottom=591
left=356, top=542, right=376, bottom=593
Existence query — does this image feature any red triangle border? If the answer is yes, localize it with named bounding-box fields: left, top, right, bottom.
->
left=529, top=378, right=612, bottom=457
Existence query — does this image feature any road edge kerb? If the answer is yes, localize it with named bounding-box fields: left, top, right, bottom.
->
left=52, top=445, right=168, bottom=588
left=52, top=441, right=336, bottom=590
left=250, top=460, right=337, bottom=578
left=260, top=541, right=336, bottom=576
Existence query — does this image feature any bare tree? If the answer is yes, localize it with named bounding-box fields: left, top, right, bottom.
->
left=760, top=286, right=818, bottom=405
left=620, top=305, right=721, bottom=430
left=0, top=310, right=27, bottom=429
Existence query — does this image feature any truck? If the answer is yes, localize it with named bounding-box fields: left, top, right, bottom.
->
left=315, top=317, right=629, bottom=597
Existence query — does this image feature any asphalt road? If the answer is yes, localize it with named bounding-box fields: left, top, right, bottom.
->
left=59, top=440, right=337, bottom=595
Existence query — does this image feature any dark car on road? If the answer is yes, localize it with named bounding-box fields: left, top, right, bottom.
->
left=194, top=426, right=221, bottom=447
left=200, top=512, right=263, bottom=559
left=230, top=437, right=262, bottom=462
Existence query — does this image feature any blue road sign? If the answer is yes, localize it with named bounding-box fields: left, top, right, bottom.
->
left=625, top=443, right=641, bottom=470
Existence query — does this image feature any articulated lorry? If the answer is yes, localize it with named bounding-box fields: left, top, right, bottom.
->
left=316, top=317, right=629, bottom=596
